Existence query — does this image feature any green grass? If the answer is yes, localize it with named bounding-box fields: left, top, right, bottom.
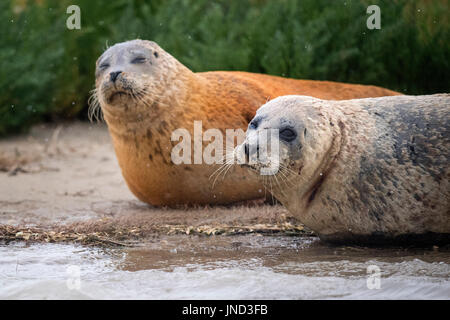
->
left=0, top=0, right=448, bottom=136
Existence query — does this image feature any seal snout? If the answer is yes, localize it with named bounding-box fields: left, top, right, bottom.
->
left=99, top=70, right=140, bottom=105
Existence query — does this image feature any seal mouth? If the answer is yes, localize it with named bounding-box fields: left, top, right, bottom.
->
left=110, top=91, right=128, bottom=99
left=106, top=90, right=133, bottom=104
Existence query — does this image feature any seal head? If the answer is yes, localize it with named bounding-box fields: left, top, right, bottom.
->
left=93, top=39, right=191, bottom=124
left=235, top=95, right=341, bottom=205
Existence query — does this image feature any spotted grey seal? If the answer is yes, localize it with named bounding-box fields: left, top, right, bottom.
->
left=235, top=94, right=450, bottom=245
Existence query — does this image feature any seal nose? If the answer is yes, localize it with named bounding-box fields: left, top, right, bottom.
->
left=109, top=71, right=122, bottom=83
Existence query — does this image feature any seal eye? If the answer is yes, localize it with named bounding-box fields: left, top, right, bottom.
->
left=99, top=63, right=110, bottom=70
left=131, top=57, right=146, bottom=64
left=249, top=117, right=262, bottom=129
left=249, top=120, right=258, bottom=129
left=279, top=128, right=297, bottom=142
left=153, top=51, right=159, bottom=58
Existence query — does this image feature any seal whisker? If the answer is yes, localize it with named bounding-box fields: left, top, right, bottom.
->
left=209, top=151, right=235, bottom=180
left=278, top=162, right=297, bottom=175
left=277, top=167, right=294, bottom=189
left=272, top=173, right=285, bottom=197
left=210, top=165, right=229, bottom=189
left=88, top=88, right=103, bottom=123
left=210, top=156, right=235, bottom=189
left=208, top=152, right=235, bottom=186
left=268, top=176, right=276, bottom=204
left=278, top=164, right=298, bottom=187
left=221, top=163, right=234, bottom=180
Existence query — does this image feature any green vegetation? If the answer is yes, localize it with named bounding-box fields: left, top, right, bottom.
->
left=1, top=0, right=448, bottom=136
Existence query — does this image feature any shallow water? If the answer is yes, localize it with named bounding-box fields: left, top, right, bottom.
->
left=1, top=236, right=449, bottom=299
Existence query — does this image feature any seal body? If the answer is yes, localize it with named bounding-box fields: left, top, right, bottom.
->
left=236, top=94, right=450, bottom=244
left=93, top=39, right=399, bottom=206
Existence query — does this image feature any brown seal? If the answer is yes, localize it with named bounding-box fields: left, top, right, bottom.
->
left=91, top=39, right=400, bottom=206
left=236, top=94, right=450, bottom=245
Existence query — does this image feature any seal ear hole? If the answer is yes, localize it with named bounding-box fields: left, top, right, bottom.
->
left=304, top=128, right=307, bottom=137
left=154, top=51, right=159, bottom=58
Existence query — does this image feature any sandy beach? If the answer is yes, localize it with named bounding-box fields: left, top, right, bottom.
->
left=0, top=121, right=308, bottom=245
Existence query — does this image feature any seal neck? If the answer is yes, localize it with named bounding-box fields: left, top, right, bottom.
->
left=294, top=101, right=367, bottom=208
left=304, top=119, right=345, bottom=208
left=287, top=104, right=347, bottom=209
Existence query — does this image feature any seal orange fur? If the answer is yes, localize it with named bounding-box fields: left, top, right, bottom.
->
left=92, top=40, right=400, bottom=206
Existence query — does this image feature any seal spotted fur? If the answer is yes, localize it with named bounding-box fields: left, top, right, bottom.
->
left=236, top=94, right=450, bottom=245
